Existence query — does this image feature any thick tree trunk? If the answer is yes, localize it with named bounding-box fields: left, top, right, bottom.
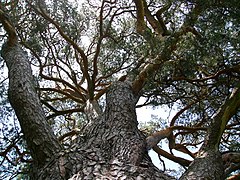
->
left=3, top=40, right=240, bottom=180
left=180, top=149, right=223, bottom=180
left=1, top=41, right=174, bottom=179
left=1, top=43, right=62, bottom=168
left=34, top=82, right=174, bottom=179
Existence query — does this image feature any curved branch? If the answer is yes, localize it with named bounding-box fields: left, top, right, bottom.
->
left=206, top=83, right=240, bottom=149
left=27, top=1, right=94, bottom=100
left=152, top=146, right=191, bottom=167
left=133, top=0, right=145, bottom=34
left=170, top=100, right=197, bottom=126
left=39, top=72, right=87, bottom=102
left=1, top=35, right=62, bottom=167
left=146, top=125, right=206, bottom=150
left=0, top=8, right=17, bottom=46
left=171, top=64, right=240, bottom=83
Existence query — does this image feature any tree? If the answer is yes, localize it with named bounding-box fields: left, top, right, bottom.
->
left=0, top=0, right=240, bottom=179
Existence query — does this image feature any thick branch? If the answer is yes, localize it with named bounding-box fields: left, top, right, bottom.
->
left=143, top=0, right=170, bottom=36
left=222, top=152, right=240, bottom=177
left=0, top=12, right=62, bottom=166
left=153, top=146, right=191, bottom=167
left=206, top=84, right=240, bottom=149
left=1, top=43, right=62, bottom=167
left=132, top=40, right=177, bottom=94
left=133, top=0, right=145, bottom=34
left=180, top=84, right=240, bottom=179
left=132, top=3, right=204, bottom=95
left=0, top=8, right=17, bottom=46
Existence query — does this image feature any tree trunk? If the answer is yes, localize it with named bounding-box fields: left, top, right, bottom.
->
left=3, top=38, right=240, bottom=180
left=2, top=42, right=174, bottom=179
left=180, top=149, right=223, bottom=180
left=1, top=43, right=62, bottom=168
left=180, top=85, right=240, bottom=180
left=34, top=81, right=174, bottom=179
left=1, top=4, right=239, bottom=179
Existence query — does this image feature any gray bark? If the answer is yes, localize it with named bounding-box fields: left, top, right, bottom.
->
left=4, top=34, right=238, bottom=180
left=34, top=82, right=174, bottom=179
left=180, top=149, right=223, bottom=180
left=180, top=86, right=240, bottom=179
left=1, top=43, right=62, bottom=168
left=2, top=43, right=174, bottom=179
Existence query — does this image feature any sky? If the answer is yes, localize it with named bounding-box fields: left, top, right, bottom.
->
left=136, top=98, right=194, bottom=176
left=0, top=1, right=197, bottom=178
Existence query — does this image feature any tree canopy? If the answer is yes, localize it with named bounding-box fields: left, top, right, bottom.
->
left=0, top=0, right=240, bottom=179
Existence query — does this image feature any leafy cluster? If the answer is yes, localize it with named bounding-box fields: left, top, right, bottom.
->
left=0, top=0, right=240, bottom=178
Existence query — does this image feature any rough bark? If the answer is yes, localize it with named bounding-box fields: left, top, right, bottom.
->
left=1, top=43, right=62, bottom=167
left=180, top=149, right=223, bottom=180
left=34, top=81, right=174, bottom=179
left=1, top=9, right=174, bottom=178
left=180, top=85, right=240, bottom=179
left=2, top=3, right=238, bottom=179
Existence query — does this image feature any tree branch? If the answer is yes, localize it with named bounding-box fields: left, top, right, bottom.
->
left=133, top=0, right=145, bottom=34
left=27, top=1, right=94, bottom=100
left=205, top=83, right=240, bottom=149
left=180, top=84, right=240, bottom=179
left=0, top=8, right=17, bottom=46
left=0, top=10, right=62, bottom=167
left=153, top=146, right=191, bottom=167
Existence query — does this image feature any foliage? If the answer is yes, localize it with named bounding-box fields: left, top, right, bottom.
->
left=0, top=0, right=240, bottom=178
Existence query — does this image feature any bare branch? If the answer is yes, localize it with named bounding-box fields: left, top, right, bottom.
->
left=152, top=146, right=191, bottom=167
left=0, top=8, right=17, bottom=46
